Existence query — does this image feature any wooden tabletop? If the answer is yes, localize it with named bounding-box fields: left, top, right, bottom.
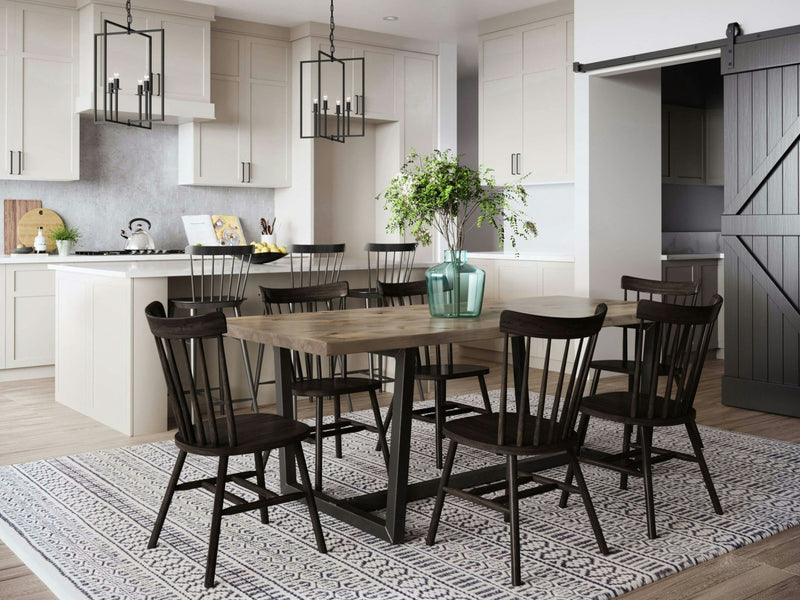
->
left=225, top=295, right=637, bottom=356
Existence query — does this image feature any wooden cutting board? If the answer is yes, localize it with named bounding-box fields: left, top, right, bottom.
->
left=4, top=199, right=42, bottom=254
left=17, top=208, right=64, bottom=253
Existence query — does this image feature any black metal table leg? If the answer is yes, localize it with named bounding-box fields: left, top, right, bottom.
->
left=275, top=347, right=298, bottom=492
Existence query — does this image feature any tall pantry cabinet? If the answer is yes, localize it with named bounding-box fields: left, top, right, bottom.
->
left=479, top=10, right=573, bottom=185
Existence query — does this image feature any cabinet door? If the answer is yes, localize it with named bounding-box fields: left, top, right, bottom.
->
left=0, top=1, right=14, bottom=177
left=705, top=108, right=724, bottom=186
left=360, top=46, right=396, bottom=120
left=481, top=76, right=522, bottom=185
left=481, top=31, right=521, bottom=82
left=247, top=38, right=290, bottom=187
left=18, top=6, right=77, bottom=180
left=5, top=266, right=55, bottom=368
left=151, top=13, right=210, bottom=103
left=666, top=106, right=704, bottom=183
left=403, top=54, right=436, bottom=158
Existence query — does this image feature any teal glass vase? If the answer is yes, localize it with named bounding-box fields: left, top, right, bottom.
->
left=425, top=250, right=486, bottom=318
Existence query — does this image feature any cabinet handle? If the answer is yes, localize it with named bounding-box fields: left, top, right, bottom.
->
left=241, top=162, right=246, bottom=183
left=17, top=151, right=22, bottom=175
left=155, top=73, right=162, bottom=97
left=247, top=162, right=252, bottom=183
left=9, top=151, right=12, bottom=176
left=515, top=153, right=521, bottom=175
left=511, top=153, right=515, bottom=175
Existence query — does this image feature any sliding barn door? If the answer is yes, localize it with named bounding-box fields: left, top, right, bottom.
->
left=722, top=24, right=800, bottom=416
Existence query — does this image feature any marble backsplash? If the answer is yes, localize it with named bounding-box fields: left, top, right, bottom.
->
left=662, top=231, right=723, bottom=254
left=1, top=115, right=275, bottom=251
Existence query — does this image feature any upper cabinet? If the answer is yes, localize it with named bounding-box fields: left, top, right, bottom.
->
left=178, top=20, right=291, bottom=188
left=479, top=12, right=573, bottom=185
left=1, top=0, right=79, bottom=181
left=662, top=105, right=723, bottom=186
left=75, top=0, right=215, bottom=123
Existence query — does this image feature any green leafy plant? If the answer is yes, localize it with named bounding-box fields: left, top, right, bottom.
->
left=49, top=224, right=82, bottom=243
left=378, top=149, right=537, bottom=255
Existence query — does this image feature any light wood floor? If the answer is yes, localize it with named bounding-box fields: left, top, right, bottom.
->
left=0, top=359, right=798, bottom=599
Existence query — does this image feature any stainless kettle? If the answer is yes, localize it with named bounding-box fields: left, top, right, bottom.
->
left=121, top=218, right=156, bottom=250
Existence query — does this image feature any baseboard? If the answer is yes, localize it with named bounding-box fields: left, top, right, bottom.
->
left=722, top=376, right=800, bottom=417
left=0, top=365, right=54, bottom=382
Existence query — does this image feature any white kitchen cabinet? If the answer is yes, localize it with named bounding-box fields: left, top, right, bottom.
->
left=76, top=1, right=214, bottom=123
left=479, top=14, right=573, bottom=185
left=1, top=1, right=78, bottom=181
left=402, top=53, right=436, bottom=158
left=4, top=264, right=55, bottom=368
left=179, top=28, right=290, bottom=187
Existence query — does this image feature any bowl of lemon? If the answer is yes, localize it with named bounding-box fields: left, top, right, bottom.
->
left=249, top=241, right=289, bottom=264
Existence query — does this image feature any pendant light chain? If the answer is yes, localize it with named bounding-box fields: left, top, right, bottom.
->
left=126, top=0, right=132, bottom=29
left=329, top=0, right=335, bottom=57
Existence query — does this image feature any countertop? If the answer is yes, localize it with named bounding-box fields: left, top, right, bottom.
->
left=466, top=251, right=574, bottom=262
left=0, top=253, right=190, bottom=265
left=661, top=253, right=724, bottom=261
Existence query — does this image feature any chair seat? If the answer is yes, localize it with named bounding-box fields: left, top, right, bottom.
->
left=416, top=363, right=490, bottom=381
left=170, top=297, right=245, bottom=312
left=581, top=391, right=694, bottom=426
left=590, top=359, right=672, bottom=377
left=175, top=413, right=310, bottom=457
left=346, top=288, right=381, bottom=301
left=291, top=376, right=382, bottom=397
left=444, top=413, right=572, bottom=456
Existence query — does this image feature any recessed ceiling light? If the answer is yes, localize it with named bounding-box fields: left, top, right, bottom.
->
left=383, top=16, right=399, bottom=21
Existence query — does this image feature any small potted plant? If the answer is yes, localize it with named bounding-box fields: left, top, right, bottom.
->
left=379, top=149, right=536, bottom=317
left=49, top=224, right=82, bottom=256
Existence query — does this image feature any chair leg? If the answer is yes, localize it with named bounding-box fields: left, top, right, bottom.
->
left=148, top=450, right=187, bottom=549
left=426, top=440, right=458, bottom=546
left=686, top=420, right=723, bottom=515
left=233, top=305, right=259, bottom=413
left=368, top=389, right=390, bottom=470
left=478, top=374, right=492, bottom=413
left=253, top=452, right=269, bottom=524
left=560, top=413, right=590, bottom=508
left=295, top=442, right=328, bottom=554
left=434, top=380, right=447, bottom=470
left=567, top=449, right=609, bottom=555
left=589, top=368, right=601, bottom=396
left=620, top=424, right=633, bottom=490
left=416, top=378, right=426, bottom=402
left=507, top=454, right=522, bottom=586
left=639, top=426, right=657, bottom=539
left=315, top=398, right=324, bottom=492
left=204, top=456, right=228, bottom=589
left=333, top=396, right=343, bottom=459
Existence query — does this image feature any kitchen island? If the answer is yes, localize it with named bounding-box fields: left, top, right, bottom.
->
left=49, top=258, right=402, bottom=436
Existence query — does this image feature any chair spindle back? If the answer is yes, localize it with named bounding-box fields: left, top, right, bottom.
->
left=497, top=305, right=607, bottom=448
left=630, top=295, right=722, bottom=420
left=185, top=245, right=253, bottom=304
left=146, top=301, right=237, bottom=449
left=289, top=244, right=345, bottom=288
left=365, top=243, right=417, bottom=294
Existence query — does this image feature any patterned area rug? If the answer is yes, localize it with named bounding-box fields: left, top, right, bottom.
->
left=1, top=391, right=799, bottom=600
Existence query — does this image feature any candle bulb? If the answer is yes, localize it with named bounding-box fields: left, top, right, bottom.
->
left=322, top=95, right=328, bottom=111
left=335, top=99, right=341, bottom=115
left=143, top=74, right=151, bottom=93
left=137, top=80, right=144, bottom=95
left=113, top=72, right=120, bottom=91
left=346, top=97, right=351, bottom=111
left=313, top=98, right=319, bottom=113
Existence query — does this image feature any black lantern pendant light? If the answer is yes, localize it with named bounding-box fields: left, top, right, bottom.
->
left=93, top=0, right=165, bottom=129
left=300, top=0, right=365, bottom=142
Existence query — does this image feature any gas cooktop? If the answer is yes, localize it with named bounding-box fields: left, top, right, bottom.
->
left=74, top=249, right=185, bottom=256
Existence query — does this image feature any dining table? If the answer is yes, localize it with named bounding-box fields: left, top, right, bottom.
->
left=226, top=295, right=639, bottom=544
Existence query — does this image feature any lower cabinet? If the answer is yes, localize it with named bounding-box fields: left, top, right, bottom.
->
left=662, top=258, right=724, bottom=351
left=3, top=264, right=55, bottom=369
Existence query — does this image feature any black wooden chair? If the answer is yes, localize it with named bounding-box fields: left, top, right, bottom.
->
left=259, top=281, right=390, bottom=491
left=378, top=280, right=493, bottom=469
left=590, top=275, right=700, bottom=489
left=560, top=295, right=724, bottom=539
left=347, top=242, right=417, bottom=306
left=144, top=301, right=326, bottom=589
left=169, top=245, right=259, bottom=412
left=426, top=304, right=610, bottom=586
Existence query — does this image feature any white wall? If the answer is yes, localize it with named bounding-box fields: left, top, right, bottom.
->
left=574, top=0, right=800, bottom=64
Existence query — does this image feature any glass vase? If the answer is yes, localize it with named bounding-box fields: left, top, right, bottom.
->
left=425, top=250, right=486, bottom=318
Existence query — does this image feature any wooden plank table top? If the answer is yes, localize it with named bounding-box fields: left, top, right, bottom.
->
left=225, top=295, right=638, bottom=355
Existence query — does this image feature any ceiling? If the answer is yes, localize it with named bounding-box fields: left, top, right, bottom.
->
left=192, top=0, right=552, bottom=75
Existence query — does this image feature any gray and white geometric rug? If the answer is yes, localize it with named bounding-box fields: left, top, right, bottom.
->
left=1, top=391, right=799, bottom=600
